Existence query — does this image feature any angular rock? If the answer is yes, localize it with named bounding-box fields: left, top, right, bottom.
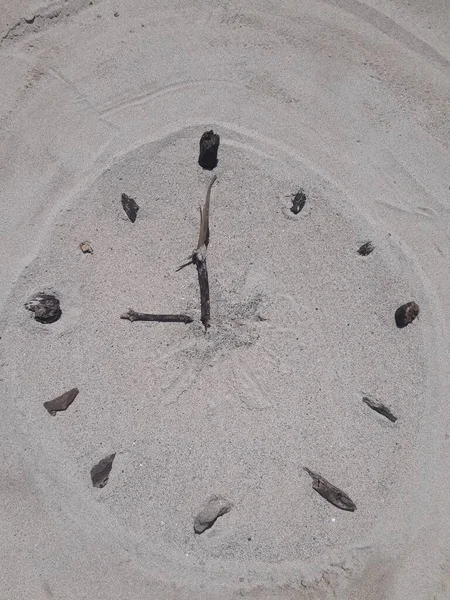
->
left=44, top=388, right=79, bottom=416
left=91, top=453, right=116, bottom=488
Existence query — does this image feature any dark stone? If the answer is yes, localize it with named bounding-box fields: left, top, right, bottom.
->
left=198, top=130, right=220, bottom=170
left=194, top=495, right=233, bottom=534
left=290, top=189, right=306, bottom=215
left=395, top=301, right=419, bottom=328
left=25, top=293, right=61, bottom=324
left=362, top=395, right=397, bottom=423
left=303, top=467, right=356, bottom=512
left=121, top=193, right=139, bottom=222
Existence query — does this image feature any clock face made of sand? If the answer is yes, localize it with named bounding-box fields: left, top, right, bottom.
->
left=8, top=133, right=423, bottom=587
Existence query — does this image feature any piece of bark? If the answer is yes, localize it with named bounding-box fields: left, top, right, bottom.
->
left=25, top=293, right=62, bottom=324
left=362, top=395, right=397, bottom=423
left=91, top=453, right=116, bottom=488
left=198, top=130, right=220, bottom=170
left=121, top=309, right=193, bottom=324
left=121, top=193, right=140, bottom=222
left=194, top=495, right=233, bottom=534
left=44, top=388, right=79, bottom=416
left=303, top=467, right=356, bottom=512
left=395, top=301, right=419, bottom=328
left=79, top=241, right=93, bottom=254
left=357, top=241, right=374, bottom=256
left=289, top=189, right=306, bottom=215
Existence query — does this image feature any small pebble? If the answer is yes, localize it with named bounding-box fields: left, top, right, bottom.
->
left=395, top=301, right=419, bottom=328
left=79, top=241, right=93, bottom=254
left=194, top=495, right=233, bottom=534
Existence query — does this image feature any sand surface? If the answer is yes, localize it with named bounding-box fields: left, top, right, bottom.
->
left=1, top=1, right=449, bottom=599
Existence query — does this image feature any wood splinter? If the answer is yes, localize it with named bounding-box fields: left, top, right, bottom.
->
left=121, top=309, right=193, bottom=324
left=177, top=175, right=217, bottom=331
left=362, top=395, right=397, bottom=423
left=303, top=467, right=356, bottom=512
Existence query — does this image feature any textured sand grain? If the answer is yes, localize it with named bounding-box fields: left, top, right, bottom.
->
left=0, top=2, right=449, bottom=599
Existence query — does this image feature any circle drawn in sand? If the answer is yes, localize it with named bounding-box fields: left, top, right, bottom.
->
left=6, top=130, right=425, bottom=588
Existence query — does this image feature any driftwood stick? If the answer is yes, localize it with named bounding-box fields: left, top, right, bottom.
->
left=194, top=175, right=216, bottom=330
left=177, top=175, right=217, bottom=330
left=362, top=395, right=397, bottom=423
left=198, top=130, right=220, bottom=170
left=303, top=467, right=356, bottom=512
left=121, top=309, right=193, bottom=324
left=197, top=174, right=216, bottom=249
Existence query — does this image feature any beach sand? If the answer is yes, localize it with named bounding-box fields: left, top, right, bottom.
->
left=0, top=1, right=449, bottom=599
